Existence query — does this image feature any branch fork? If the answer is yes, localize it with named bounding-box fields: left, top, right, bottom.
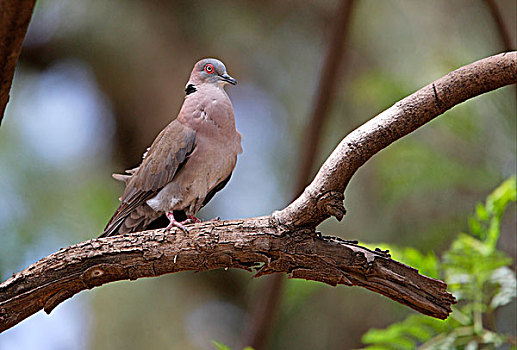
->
left=317, top=191, right=346, bottom=221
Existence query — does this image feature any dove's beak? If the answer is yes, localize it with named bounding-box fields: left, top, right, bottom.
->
left=220, top=73, right=237, bottom=85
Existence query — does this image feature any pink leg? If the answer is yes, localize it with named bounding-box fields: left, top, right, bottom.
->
left=166, top=212, right=190, bottom=233
left=187, top=215, right=201, bottom=223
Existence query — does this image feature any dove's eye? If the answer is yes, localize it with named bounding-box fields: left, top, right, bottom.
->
left=204, top=64, right=214, bottom=74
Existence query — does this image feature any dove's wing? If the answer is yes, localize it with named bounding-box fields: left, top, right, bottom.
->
left=101, top=120, right=196, bottom=237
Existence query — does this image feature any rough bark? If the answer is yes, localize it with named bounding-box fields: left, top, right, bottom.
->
left=0, top=52, right=515, bottom=333
left=0, top=0, right=36, bottom=125
left=0, top=218, right=455, bottom=332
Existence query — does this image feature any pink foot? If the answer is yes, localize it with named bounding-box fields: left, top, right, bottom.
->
left=187, top=215, right=201, bottom=223
left=166, top=212, right=190, bottom=233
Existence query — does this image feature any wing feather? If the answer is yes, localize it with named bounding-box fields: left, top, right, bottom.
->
left=101, top=120, right=196, bottom=237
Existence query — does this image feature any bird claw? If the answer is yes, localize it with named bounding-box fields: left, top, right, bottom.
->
left=166, top=213, right=190, bottom=234
left=165, top=220, right=189, bottom=234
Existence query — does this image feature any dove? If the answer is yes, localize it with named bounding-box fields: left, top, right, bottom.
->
left=100, top=58, right=241, bottom=237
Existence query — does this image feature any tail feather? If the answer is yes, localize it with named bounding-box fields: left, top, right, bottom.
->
left=99, top=203, right=161, bottom=237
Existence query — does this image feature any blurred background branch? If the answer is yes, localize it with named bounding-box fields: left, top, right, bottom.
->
left=484, top=0, right=514, bottom=51
left=483, top=0, right=517, bottom=103
left=0, top=0, right=36, bottom=125
left=243, top=0, right=356, bottom=348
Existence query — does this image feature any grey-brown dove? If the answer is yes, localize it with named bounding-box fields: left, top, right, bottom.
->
left=100, top=58, right=241, bottom=237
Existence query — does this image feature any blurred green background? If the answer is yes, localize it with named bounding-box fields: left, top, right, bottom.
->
left=0, top=0, right=515, bottom=349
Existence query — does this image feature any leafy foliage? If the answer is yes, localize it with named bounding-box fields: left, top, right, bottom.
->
left=362, top=177, right=516, bottom=349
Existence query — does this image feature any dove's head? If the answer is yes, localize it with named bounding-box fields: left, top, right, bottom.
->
left=189, top=58, right=237, bottom=87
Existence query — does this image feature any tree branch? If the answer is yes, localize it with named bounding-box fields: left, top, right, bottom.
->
left=1, top=52, right=515, bottom=333
left=0, top=218, right=455, bottom=333
left=0, top=0, right=36, bottom=125
left=274, top=51, right=517, bottom=228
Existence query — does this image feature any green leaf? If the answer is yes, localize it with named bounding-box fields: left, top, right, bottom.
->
left=362, top=177, right=516, bottom=349
left=486, top=176, right=516, bottom=219
left=475, top=202, right=489, bottom=221
left=468, top=176, right=516, bottom=245
left=210, top=341, right=254, bottom=350
left=419, top=332, right=457, bottom=349
left=490, top=267, right=517, bottom=308
left=468, top=215, right=484, bottom=240
left=362, top=315, right=446, bottom=349
left=211, top=340, right=231, bottom=350
left=478, top=329, right=507, bottom=346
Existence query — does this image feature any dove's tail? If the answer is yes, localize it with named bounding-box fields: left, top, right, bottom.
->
left=99, top=203, right=162, bottom=237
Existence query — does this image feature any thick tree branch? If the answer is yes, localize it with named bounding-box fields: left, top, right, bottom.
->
left=1, top=52, right=515, bottom=333
left=0, top=0, right=36, bottom=125
left=274, top=51, right=517, bottom=228
left=0, top=218, right=455, bottom=333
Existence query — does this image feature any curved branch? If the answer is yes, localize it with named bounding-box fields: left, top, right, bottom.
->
left=0, top=218, right=455, bottom=332
left=1, top=52, right=515, bottom=333
left=274, top=51, right=517, bottom=228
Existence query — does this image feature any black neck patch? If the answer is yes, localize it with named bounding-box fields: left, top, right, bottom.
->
left=185, top=84, right=197, bottom=95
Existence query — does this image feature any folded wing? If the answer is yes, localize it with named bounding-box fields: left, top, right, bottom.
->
left=101, top=121, right=196, bottom=237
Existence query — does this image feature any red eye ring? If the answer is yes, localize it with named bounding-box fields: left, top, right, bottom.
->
left=204, top=63, right=214, bottom=74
